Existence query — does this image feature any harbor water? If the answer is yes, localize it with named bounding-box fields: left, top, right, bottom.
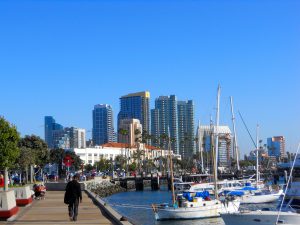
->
left=104, top=187, right=278, bottom=225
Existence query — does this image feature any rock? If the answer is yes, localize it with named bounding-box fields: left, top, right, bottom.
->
left=87, top=180, right=126, bottom=198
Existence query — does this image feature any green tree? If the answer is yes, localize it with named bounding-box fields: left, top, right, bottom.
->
left=114, top=155, right=127, bottom=170
left=49, top=149, right=82, bottom=176
left=19, top=135, right=49, bottom=167
left=134, top=129, right=144, bottom=174
left=18, top=147, right=35, bottom=183
left=0, top=117, right=20, bottom=190
left=84, top=164, right=94, bottom=172
left=128, top=162, right=137, bottom=172
left=19, top=135, right=49, bottom=182
left=94, top=157, right=110, bottom=171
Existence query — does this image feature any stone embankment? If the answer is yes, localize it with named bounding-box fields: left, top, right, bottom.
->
left=87, top=180, right=126, bottom=198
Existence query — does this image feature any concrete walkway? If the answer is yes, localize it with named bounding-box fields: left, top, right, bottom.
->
left=3, top=191, right=113, bottom=225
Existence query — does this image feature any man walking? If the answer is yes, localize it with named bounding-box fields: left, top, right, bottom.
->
left=65, top=174, right=82, bottom=221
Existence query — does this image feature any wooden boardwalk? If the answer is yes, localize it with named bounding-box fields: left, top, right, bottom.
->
left=2, top=191, right=113, bottom=225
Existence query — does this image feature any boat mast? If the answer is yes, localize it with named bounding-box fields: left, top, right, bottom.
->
left=256, top=124, right=259, bottom=187
left=214, top=84, right=221, bottom=199
left=198, top=120, right=204, bottom=173
left=230, top=96, right=240, bottom=171
left=168, top=127, right=176, bottom=205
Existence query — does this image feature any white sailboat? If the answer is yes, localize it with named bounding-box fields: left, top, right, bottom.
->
left=222, top=111, right=282, bottom=204
left=221, top=148, right=300, bottom=225
left=239, top=125, right=282, bottom=204
left=152, top=85, right=240, bottom=220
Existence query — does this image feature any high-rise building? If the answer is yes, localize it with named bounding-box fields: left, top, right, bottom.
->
left=66, top=127, right=86, bottom=149
left=92, top=104, right=115, bottom=145
left=151, top=108, right=160, bottom=147
left=118, top=118, right=142, bottom=146
left=151, top=95, right=178, bottom=153
left=177, top=100, right=195, bottom=158
left=267, top=136, right=286, bottom=160
left=199, top=125, right=232, bottom=167
left=44, top=116, right=86, bottom=149
left=118, top=91, right=150, bottom=135
left=44, top=116, right=63, bottom=149
left=53, top=129, right=70, bottom=149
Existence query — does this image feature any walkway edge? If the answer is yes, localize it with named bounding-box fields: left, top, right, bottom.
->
left=85, top=190, right=132, bottom=225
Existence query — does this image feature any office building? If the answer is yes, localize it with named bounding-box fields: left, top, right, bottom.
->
left=199, top=125, right=232, bottom=167
left=92, top=104, right=115, bottom=145
left=118, top=118, right=143, bottom=146
left=177, top=100, right=195, bottom=158
left=44, top=116, right=86, bottom=149
left=53, top=129, right=70, bottom=149
left=44, top=116, right=63, bottom=149
left=118, top=91, right=150, bottom=135
left=151, top=95, right=178, bottom=153
left=267, top=136, right=286, bottom=160
left=66, top=127, right=86, bottom=148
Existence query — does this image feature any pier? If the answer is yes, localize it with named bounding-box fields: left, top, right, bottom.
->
left=114, top=173, right=212, bottom=191
left=0, top=181, right=132, bottom=225
left=1, top=191, right=111, bottom=225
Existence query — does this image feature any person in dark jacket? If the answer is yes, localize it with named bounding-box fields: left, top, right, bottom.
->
left=65, top=174, right=82, bottom=221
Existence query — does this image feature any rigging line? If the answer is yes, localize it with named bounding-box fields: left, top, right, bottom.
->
left=275, top=142, right=300, bottom=225
left=110, top=204, right=152, bottom=210
left=113, top=203, right=154, bottom=207
left=238, top=111, right=257, bottom=149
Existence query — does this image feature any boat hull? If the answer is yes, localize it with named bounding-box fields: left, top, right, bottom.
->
left=240, top=192, right=281, bottom=204
left=221, top=211, right=300, bottom=225
left=155, top=200, right=240, bottom=220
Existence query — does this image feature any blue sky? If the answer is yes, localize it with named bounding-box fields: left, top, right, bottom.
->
left=0, top=0, right=299, bottom=155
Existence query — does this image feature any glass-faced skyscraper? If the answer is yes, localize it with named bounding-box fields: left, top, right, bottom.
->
left=151, top=95, right=178, bottom=153
left=44, top=116, right=63, bottom=149
left=177, top=100, right=195, bottom=158
left=118, top=91, right=150, bottom=135
left=92, top=104, right=115, bottom=145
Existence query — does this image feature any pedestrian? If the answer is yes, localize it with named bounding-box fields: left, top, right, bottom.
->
left=64, top=174, right=82, bottom=221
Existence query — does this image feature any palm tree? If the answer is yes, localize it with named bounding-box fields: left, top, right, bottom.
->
left=159, top=133, right=169, bottom=174
left=114, top=155, right=127, bottom=170
left=118, top=128, right=130, bottom=175
left=134, top=129, right=144, bottom=174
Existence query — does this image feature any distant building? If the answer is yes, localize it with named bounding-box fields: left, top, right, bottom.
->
left=72, top=142, right=178, bottom=165
left=199, top=125, right=232, bottom=167
left=44, top=117, right=86, bottom=149
left=53, top=129, right=70, bottom=149
left=66, top=127, right=86, bottom=148
left=151, top=108, right=160, bottom=146
left=177, top=100, right=195, bottom=158
left=151, top=95, right=178, bottom=153
left=118, top=118, right=142, bottom=146
left=92, top=104, right=115, bottom=145
left=118, top=91, right=150, bottom=135
left=86, top=139, right=93, bottom=148
left=267, top=136, right=286, bottom=160
left=44, top=116, right=63, bottom=149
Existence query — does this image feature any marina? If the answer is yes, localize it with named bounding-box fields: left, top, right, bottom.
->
left=104, top=187, right=278, bottom=225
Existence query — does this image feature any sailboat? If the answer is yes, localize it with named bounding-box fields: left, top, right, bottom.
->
left=152, top=85, right=240, bottom=220
left=221, top=150, right=300, bottom=225
left=222, top=105, right=282, bottom=204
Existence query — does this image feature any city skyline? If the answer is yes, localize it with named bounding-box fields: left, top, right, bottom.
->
left=0, top=1, right=299, bottom=155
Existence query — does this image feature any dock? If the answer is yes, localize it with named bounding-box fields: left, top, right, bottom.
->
left=1, top=191, right=114, bottom=225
